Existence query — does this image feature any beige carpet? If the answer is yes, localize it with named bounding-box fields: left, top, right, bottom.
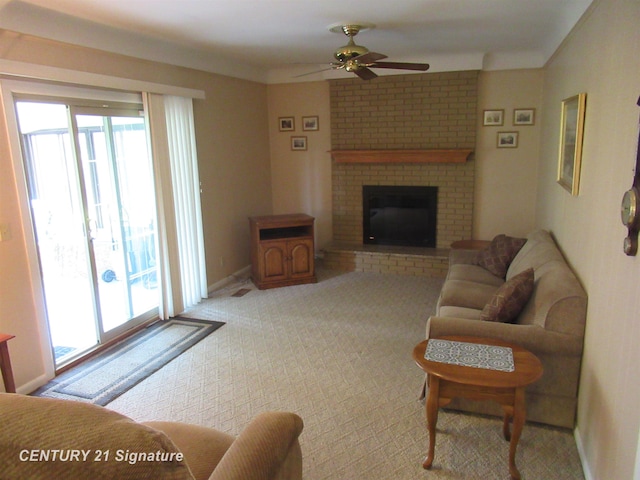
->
left=107, top=264, right=584, bottom=479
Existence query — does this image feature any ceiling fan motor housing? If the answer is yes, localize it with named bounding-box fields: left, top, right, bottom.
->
left=334, top=41, right=369, bottom=62
left=332, top=23, right=370, bottom=62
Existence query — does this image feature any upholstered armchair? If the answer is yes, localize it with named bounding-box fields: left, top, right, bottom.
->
left=0, top=393, right=303, bottom=480
left=145, top=414, right=303, bottom=480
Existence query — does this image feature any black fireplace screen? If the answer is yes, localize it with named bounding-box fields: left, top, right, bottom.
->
left=362, top=185, right=437, bottom=247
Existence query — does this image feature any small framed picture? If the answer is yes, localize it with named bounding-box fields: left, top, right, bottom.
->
left=291, top=136, right=307, bottom=151
left=497, top=131, right=519, bottom=148
left=483, top=109, right=504, bottom=126
left=279, top=117, right=295, bottom=131
left=302, top=116, right=319, bottom=131
left=514, top=108, right=535, bottom=125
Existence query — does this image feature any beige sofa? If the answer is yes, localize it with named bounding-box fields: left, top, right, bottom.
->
left=424, top=230, right=587, bottom=428
left=0, top=393, right=303, bottom=479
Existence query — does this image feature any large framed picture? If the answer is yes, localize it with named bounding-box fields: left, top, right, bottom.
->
left=557, top=93, right=587, bottom=195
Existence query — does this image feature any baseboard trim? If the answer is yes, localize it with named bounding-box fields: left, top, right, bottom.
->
left=207, top=265, right=251, bottom=294
left=574, top=425, right=593, bottom=480
left=17, top=374, right=51, bottom=395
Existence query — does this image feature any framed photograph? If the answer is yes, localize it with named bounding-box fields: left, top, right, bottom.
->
left=291, top=136, right=307, bottom=151
left=279, top=117, right=295, bottom=132
left=483, top=109, right=504, bottom=126
left=497, top=131, right=518, bottom=148
left=514, top=108, right=535, bottom=125
left=302, top=116, right=319, bottom=131
left=557, top=93, right=587, bottom=196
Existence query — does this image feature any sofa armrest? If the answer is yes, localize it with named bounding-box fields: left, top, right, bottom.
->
left=426, top=316, right=583, bottom=357
left=449, top=249, right=480, bottom=266
left=143, top=421, right=235, bottom=480
left=209, top=411, right=304, bottom=480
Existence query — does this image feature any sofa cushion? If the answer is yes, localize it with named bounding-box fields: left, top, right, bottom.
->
left=449, top=248, right=481, bottom=266
left=438, top=279, right=501, bottom=310
left=481, top=268, right=534, bottom=323
left=446, top=263, right=505, bottom=287
left=477, top=234, right=527, bottom=278
left=437, top=305, right=483, bottom=320
left=517, top=261, right=588, bottom=333
left=506, top=230, right=564, bottom=279
left=0, top=394, right=194, bottom=480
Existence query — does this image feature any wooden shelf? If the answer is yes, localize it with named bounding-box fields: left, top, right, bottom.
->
left=330, top=149, right=473, bottom=164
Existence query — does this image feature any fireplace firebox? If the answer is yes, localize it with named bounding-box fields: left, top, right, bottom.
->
left=362, top=185, right=437, bottom=247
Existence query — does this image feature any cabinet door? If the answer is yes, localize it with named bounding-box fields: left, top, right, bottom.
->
left=289, top=239, right=314, bottom=278
left=261, top=242, right=288, bottom=281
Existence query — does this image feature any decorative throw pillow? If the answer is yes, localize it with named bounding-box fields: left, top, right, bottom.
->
left=477, top=234, right=527, bottom=278
left=481, top=268, right=534, bottom=323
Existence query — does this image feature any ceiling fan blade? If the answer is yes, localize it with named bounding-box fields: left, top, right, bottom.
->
left=293, top=66, right=336, bottom=78
left=353, top=51, right=387, bottom=64
left=371, top=61, right=430, bottom=71
left=294, top=62, right=346, bottom=78
left=355, top=67, right=378, bottom=80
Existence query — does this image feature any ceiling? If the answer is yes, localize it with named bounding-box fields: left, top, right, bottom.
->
left=0, top=0, right=594, bottom=84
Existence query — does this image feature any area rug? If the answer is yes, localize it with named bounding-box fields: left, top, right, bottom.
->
left=32, top=317, right=224, bottom=406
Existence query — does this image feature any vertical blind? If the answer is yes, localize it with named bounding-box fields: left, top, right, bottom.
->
left=145, top=93, right=207, bottom=318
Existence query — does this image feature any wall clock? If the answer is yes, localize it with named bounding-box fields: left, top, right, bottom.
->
left=622, top=187, right=639, bottom=254
left=620, top=96, right=640, bottom=256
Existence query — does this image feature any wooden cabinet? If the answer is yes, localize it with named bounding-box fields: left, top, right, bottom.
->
left=249, top=214, right=316, bottom=290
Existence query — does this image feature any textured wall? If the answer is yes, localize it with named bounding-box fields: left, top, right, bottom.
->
left=329, top=71, right=478, bottom=248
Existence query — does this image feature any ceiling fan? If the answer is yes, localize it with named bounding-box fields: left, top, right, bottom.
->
left=300, top=24, right=430, bottom=80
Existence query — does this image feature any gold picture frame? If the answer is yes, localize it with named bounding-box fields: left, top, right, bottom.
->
left=483, top=109, right=504, bottom=126
left=497, top=131, right=518, bottom=148
left=302, top=116, right=319, bottom=131
left=291, top=136, right=307, bottom=151
left=513, top=108, right=535, bottom=125
left=278, top=116, right=295, bottom=131
left=557, top=93, right=587, bottom=195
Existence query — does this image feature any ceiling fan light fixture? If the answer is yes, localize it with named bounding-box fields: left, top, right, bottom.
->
left=344, top=60, right=360, bottom=73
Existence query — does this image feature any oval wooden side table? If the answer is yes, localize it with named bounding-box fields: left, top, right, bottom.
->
left=413, top=336, right=543, bottom=480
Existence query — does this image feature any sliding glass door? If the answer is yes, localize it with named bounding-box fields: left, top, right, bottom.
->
left=15, top=99, right=159, bottom=367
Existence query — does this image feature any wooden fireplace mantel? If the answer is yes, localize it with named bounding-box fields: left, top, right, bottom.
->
left=330, top=149, right=473, bottom=164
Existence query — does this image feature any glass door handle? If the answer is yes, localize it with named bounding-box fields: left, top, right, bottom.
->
left=87, top=218, right=98, bottom=241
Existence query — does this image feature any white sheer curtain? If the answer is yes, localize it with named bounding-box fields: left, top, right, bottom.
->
left=145, top=93, right=207, bottom=319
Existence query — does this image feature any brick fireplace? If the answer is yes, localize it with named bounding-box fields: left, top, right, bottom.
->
left=324, top=71, right=478, bottom=276
left=331, top=156, right=474, bottom=249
